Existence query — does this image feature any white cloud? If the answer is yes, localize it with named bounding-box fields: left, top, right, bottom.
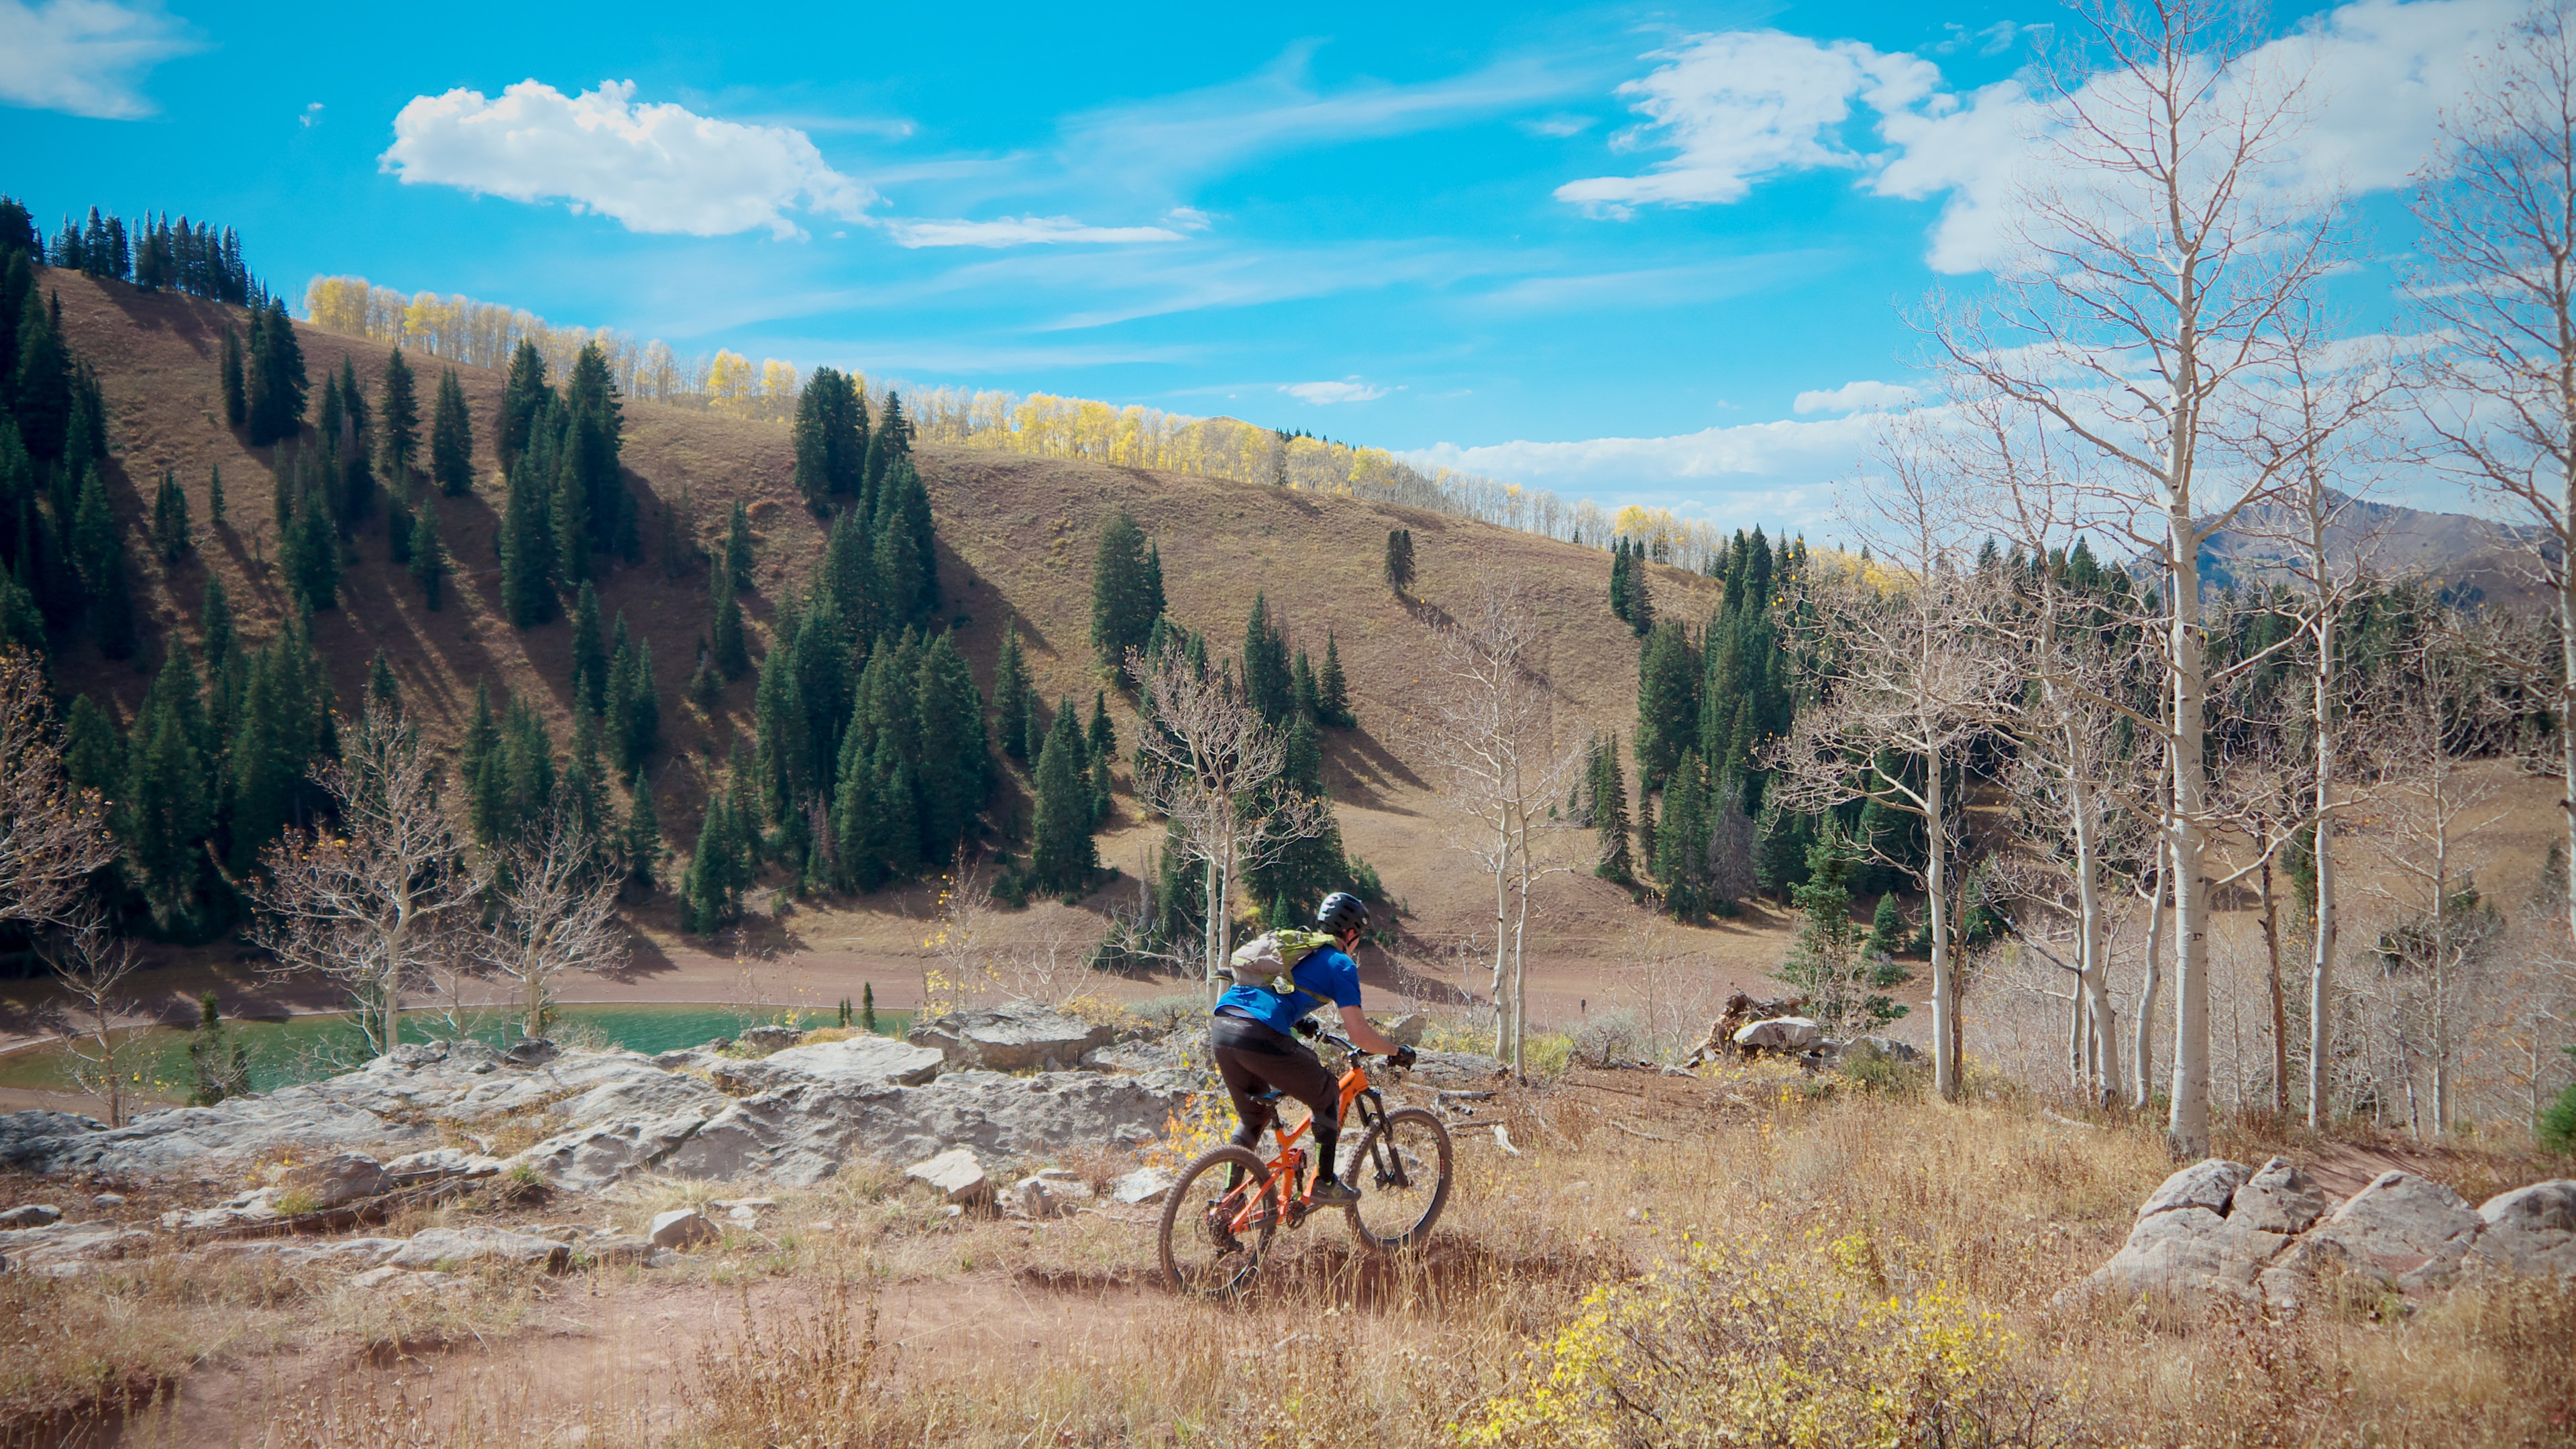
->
left=380, top=79, right=874, bottom=239
left=886, top=215, right=1188, bottom=248
left=1409, top=413, right=1881, bottom=488
left=1792, top=379, right=1921, bottom=414
left=0, top=0, right=197, bottom=119
left=1556, top=31, right=1938, bottom=211
left=1283, top=377, right=1388, bottom=405
left=1521, top=113, right=1597, bottom=137
left=1568, top=1, right=2526, bottom=272
left=300, top=101, right=322, bottom=128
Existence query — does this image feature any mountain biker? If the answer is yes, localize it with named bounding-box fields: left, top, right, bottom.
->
left=1211, top=891, right=1415, bottom=1205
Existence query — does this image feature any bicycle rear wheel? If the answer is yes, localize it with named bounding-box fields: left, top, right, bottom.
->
left=1157, top=1145, right=1278, bottom=1297
left=1344, top=1106, right=1452, bottom=1251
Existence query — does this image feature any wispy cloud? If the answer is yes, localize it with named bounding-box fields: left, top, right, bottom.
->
left=1792, top=378, right=1919, bottom=414
left=885, top=214, right=1190, bottom=248
left=1283, top=377, right=1389, bottom=404
left=0, top=0, right=199, bottom=119
left=381, top=79, right=875, bottom=239
left=1477, top=252, right=1839, bottom=313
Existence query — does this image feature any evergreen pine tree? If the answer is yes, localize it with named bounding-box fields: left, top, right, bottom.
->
left=199, top=574, right=235, bottom=673
left=629, top=640, right=660, bottom=769
left=1654, top=751, right=1712, bottom=920
left=219, top=324, right=246, bottom=429
left=1089, top=510, right=1157, bottom=670
left=723, top=499, right=755, bottom=591
left=1633, top=619, right=1698, bottom=792
left=151, top=468, right=191, bottom=564
left=1591, top=734, right=1635, bottom=882
left=623, top=777, right=665, bottom=892
left=1085, top=690, right=1117, bottom=826
left=72, top=465, right=136, bottom=656
left=121, top=650, right=215, bottom=932
left=15, top=286, right=71, bottom=462
left=498, top=339, right=549, bottom=471
left=993, top=619, right=1033, bottom=761
left=566, top=708, right=609, bottom=855
left=460, top=682, right=503, bottom=844
left=683, top=800, right=741, bottom=934
left=564, top=341, right=623, bottom=555
left=408, top=497, right=449, bottom=609
left=367, top=649, right=401, bottom=718
left=1144, top=541, right=1167, bottom=622
left=244, top=299, right=306, bottom=445
left=1029, top=697, right=1096, bottom=893
left=431, top=366, right=473, bottom=496
left=1317, top=631, right=1354, bottom=727
left=711, top=568, right=749, bottom=678
left=499, top=441, right=555, bottom=627
left=378, top=348, right=419, bottom=482
left=282, top=485, right=337, bottom=611
left=570, top=582, right=606, bottom=718
left=605, top=621, right=639, bottom=772
left=1242, top=594, right=1293, bottom=724
left=686, top=638, right=722, bottom=712
left=1868, top=890, right=1907, bottom=959
left=791, top=366, right=865, bottom=511
left=207, top=462, right=224, bottom=525
left=863, top=390, right=910, bottom=498
left=1608, top=539, right=1632, bottom=624
left=185, top=991, right=251, bottom=1106
left=1383, top=527, right=1415, bottom=595
left=1291, top=648, right=1320, bottom=722
left=62, top=695, right=121, bottom=797
left=913, top=633, right=987, bottom=856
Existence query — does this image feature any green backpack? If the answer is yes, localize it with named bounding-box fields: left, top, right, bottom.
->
left=1226, top=928, right=1338, bottom=995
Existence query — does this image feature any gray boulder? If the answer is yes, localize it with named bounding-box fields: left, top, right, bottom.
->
left=1835, top=1036, right=1922, bottom=1067
left=1733, top=1017, right=1821, bottom=1055
left=2139, top=1159, right=2250, bottom=1218
left=0, top=1203, right=62, bottom=1228
left=1112, top=1167, right=1176, bottom=1206
left=739, top=1024, right=806, bottom=1052
left=1010, top=1169, right=1094, bottom=1219
left=2096, top=1205, right=2291, bottom=1303
left=385, top=1226, right=570, bottom=1272
left=709, top=1035, right=943, bottom=1094
left=1406, top=1050, right=1506, bottom=1089
left=907, top=1001, right=1120, bottom=1073
left=2301, top=1171, right=2485, bottom=1293
left=278, top=1153, right=391, bottom=1210
left=649, top=1208, right=720, bottom=1249
left=906, top=1148, right=991, bottom=1204
left=0, top=1220, right=155, bottom=1276
left=202, top=1237, right=405, bottom=1269
left=584, top=1234, right=659, bottom=1267
left=2467, top=1179, right=2576, bottom=1281
left=1380, top=1014, right=1430, bottom=1048
left=0, top=1112, right=103, bottom=1171
left=2231, top=1157, right=2328, bottom=1236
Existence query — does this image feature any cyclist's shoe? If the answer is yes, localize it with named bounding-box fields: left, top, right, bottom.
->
left=1308, top=1175, right=1362, bottom=1206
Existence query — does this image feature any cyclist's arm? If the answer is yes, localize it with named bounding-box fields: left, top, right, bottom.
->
left=1337, top=1004, right=1401, bottom=1056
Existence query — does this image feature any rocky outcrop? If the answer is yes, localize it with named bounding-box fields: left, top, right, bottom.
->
left=0, top=1009, right=1205, bottom=1195
left=2090, top=1157, right=2576, bottom=1310
left=906, top=1002, right=1124, bottom=1072
left=1733, top=1018, right=1822, bottom=1055
left=0, top=1220, right=156, bottom=1275
left=384, top=1226, right=570, bottom=1272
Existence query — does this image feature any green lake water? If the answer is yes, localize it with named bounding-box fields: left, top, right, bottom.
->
left=0, top=1003, right=917, bottom=1102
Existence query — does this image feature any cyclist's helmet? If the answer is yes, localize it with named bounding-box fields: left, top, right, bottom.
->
left=1316, top=892, right=1371, bottom=937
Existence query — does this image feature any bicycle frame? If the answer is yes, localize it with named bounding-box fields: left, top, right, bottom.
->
left=1216, top=1034, right=1407, bottom=1236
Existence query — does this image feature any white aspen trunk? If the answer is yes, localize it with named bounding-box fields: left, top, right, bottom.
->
left=2432, top=815, right=2452, bottom=1136
left=2262, top=853, right=2287, bottom=1116
left=2134, top=830, right=2170, bottom=1111
left=2309, top=605, right=2339, bottom=1129
left=2563, top=513, right=2576, bottom=945
left=1491, top=808, right=1511, bottom=1057
left=1205, top=835, right=1231, bottom=1003
left=1926, top=737, right=1956, bottom=1100
left=2168, top=501, right=2214, bottom=1158
left=1511, top=820, right=1533, bottom=1079
left=2070, top=767, right=2119, bottom=1107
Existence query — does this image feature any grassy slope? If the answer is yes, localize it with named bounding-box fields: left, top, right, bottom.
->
left=46, top=269, right=1784, bottom=1013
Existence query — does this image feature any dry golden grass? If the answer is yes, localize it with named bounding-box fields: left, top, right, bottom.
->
left=8, top=1064, right=2571, bottom=1448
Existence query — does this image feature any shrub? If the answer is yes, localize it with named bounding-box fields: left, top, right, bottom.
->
left=1569, top=1008, right=1652, bottom=1068
left=2541, top=1051, right=2576, bottom=1155
left=1456, top=1238, right=2090, bottom=1448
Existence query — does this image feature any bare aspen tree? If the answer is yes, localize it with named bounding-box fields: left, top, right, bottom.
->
left=2412, top=3, right=2576, bottom=941
left=0, top=650, right=115, bottom=930
left=2365, top=636, right=2512, bottom=1137
left=1407, top=571, right=1584, bottom=1075
left=250, top=706, right=474, bottom=1057
left=1773, top=437, right=2006, bottom=1100
left=476, top=812, right=625, bottom=1040
left=1937, top=0, right=2340, bottom=1153
left=49, top=904, right=144, bottom=1126
left=1127, top=645, right=1330, bottom=1000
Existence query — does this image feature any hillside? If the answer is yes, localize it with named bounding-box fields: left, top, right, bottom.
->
left=34, top=268, right=1776, bottom=1026
left=2199, top=488, right=2554, bottom=612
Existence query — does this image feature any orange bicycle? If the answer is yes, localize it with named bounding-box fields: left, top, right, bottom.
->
left=1156, top=1029, right=1454, bottom=1297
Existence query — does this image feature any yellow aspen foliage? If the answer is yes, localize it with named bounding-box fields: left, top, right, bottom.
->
left=705, top=350, right=755, bottom=415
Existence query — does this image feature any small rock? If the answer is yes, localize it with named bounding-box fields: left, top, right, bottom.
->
left=1110, top=1167, right=1176, bottom=1206
left=646, top=1248, right=682, bottom=1268
left=279, top=1152, right=392, bottom=1210
left=583, top=1234, right=659, bottom=1267
left=739, top=1025, right=805, bottom=1053
left=725, top=1205, right=759, bottom=1226
left=2232, top=1157, right=2328, bottom=1236
left=649, top=1208, right=720, bottom=1250
left=1011, top=1173, right=1096, bottom=1220
left=2138, top=1159, right=2249, bottom=1219
left=503, top=1039, right=560, bottom=1067
left=906, top=1147, right=992, bottom=1204
left=91, top=1193, right=125, bottom=1209
left=1379, top=1014, right=1429, bottom=1048
left=0, top=1203, right=62, bottom=1228
left=385, top=1226, right=571, bottom=1272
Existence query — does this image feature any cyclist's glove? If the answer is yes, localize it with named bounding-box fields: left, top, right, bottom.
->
left=1391, top=1045, right=1418, bottom=1070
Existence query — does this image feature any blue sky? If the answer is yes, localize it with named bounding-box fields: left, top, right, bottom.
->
left=0, top=0, right=2524, bottom=528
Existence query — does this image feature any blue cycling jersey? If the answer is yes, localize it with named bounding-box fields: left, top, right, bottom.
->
left=1212, top=945, right=1362, bottom=1035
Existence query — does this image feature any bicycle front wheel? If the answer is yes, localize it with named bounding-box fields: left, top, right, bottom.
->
left=1157, top=1145, right=1277, bottom=1297
left=1344, top=1107, right=1452, bottom=1251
